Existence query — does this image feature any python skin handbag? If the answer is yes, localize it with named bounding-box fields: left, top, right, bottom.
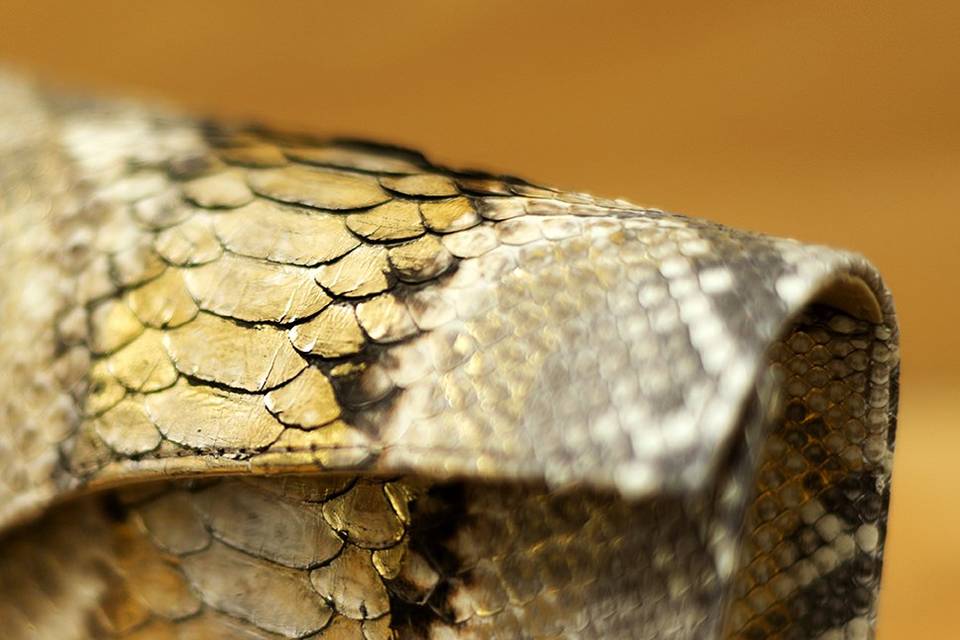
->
left=0, top=72, right=898, bottom=639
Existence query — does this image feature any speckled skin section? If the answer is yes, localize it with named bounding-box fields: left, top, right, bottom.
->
left=0, top=73, right=898, bottom=638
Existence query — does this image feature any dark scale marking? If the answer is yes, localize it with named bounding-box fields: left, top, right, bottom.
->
left=886, top=363, right=901, bottom=447
left=99, top=493, right=130, bottom=523
left=388, top=482, right=469, bottom=635
left=775, top=554, right=878, bottom=637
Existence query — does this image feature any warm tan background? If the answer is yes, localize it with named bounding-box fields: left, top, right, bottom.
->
left=0, top=1, right=956, bottom=636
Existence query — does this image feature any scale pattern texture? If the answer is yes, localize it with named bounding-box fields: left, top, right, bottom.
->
left=0, top=73, right=899, bottom=639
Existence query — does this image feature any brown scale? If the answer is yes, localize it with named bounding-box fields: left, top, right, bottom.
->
left=0, top=476, right=417, bottom=639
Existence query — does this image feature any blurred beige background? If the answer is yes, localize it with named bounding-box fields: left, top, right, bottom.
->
left=0, top=1, right=956, bottom=636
